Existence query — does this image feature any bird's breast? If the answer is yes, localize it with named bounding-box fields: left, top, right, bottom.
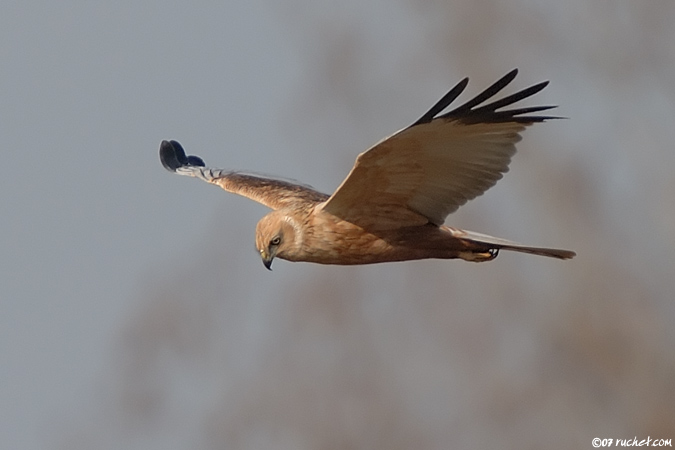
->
left=292, top=214, right=441, bottom=265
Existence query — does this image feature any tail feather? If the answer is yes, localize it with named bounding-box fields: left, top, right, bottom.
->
left=495, top=244, right=576, bottom=259
left=449, top=228, right=576, bottom=260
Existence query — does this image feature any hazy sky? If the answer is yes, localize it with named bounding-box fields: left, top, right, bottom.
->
left=2, top=1, right=674, bottom=449
left=0, top=2, right=307, bottom=447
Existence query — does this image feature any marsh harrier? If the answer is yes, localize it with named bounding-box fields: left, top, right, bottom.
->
left=160, top=69, right=575, bottom=270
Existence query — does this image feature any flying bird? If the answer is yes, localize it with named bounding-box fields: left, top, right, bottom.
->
left=160, top=69, right=575, bottom=270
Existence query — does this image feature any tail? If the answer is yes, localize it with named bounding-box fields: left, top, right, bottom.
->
left=449, top=228, right=576, bottom=260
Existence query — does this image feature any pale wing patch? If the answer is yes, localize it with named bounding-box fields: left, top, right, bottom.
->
left=322, top=120, right=528, bottom=229
left=318, top=139, right=429, bottom=229
left=403, top=121, right=526, bottom=223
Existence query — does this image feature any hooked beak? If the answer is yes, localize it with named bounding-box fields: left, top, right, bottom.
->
left=260, top=249, right=274, bottom=271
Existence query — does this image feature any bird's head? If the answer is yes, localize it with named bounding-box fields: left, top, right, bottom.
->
left=255, top=211, right=302, bottom=270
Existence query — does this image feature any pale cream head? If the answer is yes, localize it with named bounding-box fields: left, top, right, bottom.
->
left=255, top=210, right=302, bottom=270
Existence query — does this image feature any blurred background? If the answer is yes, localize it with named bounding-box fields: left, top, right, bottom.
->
left=1, top=1, right=674, bottom=449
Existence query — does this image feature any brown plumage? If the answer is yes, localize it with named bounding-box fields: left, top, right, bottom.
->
left=160, top=69, right=575, bottom=270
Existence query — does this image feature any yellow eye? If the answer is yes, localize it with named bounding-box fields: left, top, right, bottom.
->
left=270, top=236, right=281, bottom=246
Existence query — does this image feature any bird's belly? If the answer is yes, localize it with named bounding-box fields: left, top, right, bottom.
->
left=298, top=228, right=394, bottom=265
left=294, top=223, right=463, bottom=265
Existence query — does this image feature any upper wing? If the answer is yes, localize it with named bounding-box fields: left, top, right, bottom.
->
left=159, top=140, right=329, bottom=210
left=319, top=69, right=559, bottom=230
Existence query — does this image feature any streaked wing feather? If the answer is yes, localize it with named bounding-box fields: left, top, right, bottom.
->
left=160, top=140, right=328, bottom=210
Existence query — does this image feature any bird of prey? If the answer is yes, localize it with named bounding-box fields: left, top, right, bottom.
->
left=160, top=69, right=575, bottom=270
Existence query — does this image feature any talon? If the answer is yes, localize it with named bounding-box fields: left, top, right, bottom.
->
left=459, top=249, right=498, bottom=262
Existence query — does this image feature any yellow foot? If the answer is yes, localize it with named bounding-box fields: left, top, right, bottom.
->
left=458, top=248, right=499, bottom=262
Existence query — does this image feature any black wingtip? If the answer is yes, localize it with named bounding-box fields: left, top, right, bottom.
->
left=412, top=69, right=558, bottom=126
left=413, top=77, right=469, bottom=126
left=159, top=140, right=205, bottom=172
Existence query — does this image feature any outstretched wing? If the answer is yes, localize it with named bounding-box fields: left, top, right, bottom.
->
left=160, top=140, right=329, bottom=210
left=320, top=69, right=558, bottom=230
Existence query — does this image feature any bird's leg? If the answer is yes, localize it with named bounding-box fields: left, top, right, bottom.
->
left=457, top=248, right=499, bottom=262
